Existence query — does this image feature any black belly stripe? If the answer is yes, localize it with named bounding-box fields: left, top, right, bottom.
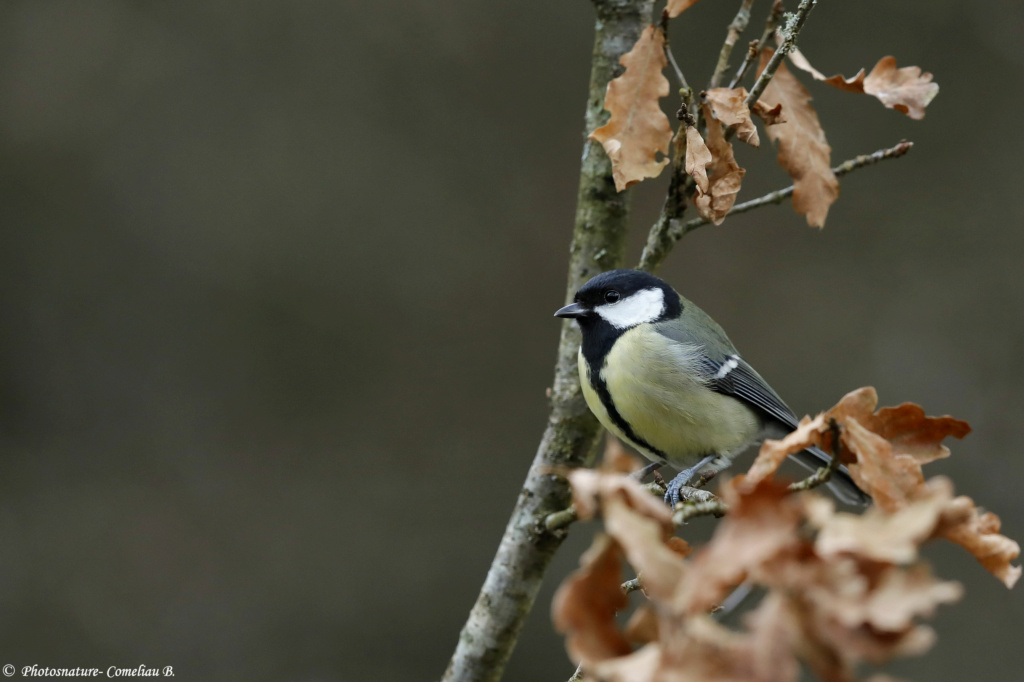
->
left=587, top=364, right=669, bottom=460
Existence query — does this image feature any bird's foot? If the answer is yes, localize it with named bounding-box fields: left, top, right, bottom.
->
left=663, top=455, right=718, bottom=508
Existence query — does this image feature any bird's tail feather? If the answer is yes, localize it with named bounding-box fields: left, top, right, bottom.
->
left=789, top=445, right=871, bottom=506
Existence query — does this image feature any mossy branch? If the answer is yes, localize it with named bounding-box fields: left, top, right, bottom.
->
left=441, top=2, right=654, bottom=680
left=745, top=0, right=818, bottom=109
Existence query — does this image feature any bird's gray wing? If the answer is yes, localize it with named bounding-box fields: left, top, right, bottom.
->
left=697, top=354, right=800, bottom=430
left=654, top=324, right=869, bottom=505
left=652, top=319, right=798, bottom=429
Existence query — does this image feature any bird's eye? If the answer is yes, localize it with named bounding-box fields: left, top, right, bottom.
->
left=604, top=290, right=620, bottom=304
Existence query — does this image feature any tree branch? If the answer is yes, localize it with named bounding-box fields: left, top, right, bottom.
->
left=660, top=141, right=914, bottom=247
left=727, top=39, right=761, bottom=90
left=709, top=0, right=757, bottom=89
left=756, top=0, right=785, bottom=55
left=789, top=418, right=843, bottom=493
left=622, top=577, right=644, bottom=594
left=544, top=479, right=668, bottom=533
left=673, top=498, right=730, bottom=525
left=637, top=92, right=696, bottom=274
left=745, top=0, right=818, bottom=109
left=442, top=2, right=654, bottom=680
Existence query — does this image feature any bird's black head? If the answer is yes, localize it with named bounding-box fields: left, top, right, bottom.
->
left=553, top=269, right=682, bottom=331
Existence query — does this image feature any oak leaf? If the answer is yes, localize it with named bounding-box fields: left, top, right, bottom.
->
left=556, top=384, right=1017, bottom=682
left=551, top=534, right=631, bottom=664
left=600, top=435, right=643, bottom=474
left=758, top=48, right=838, bottom=227
left=674, top=479, right=799, bottom=614
left=787, top=46, right=863, bottom=92
left=740, top=387, right=1019, bottom=586
left=809, top=479, right=952, bottom=565
left=789, top=47, right=939, bottom=120
left=864, top=58, right=939, bottom=120
left=683, top=125, right=712, bottom=193
left=826, top=387, right=970, bottom=511
left=568, top=468, right=673, bottom=531
left=741, top=413, right=828, bottom=489
left=743, top=593, right=802, bottom=682
left=864, top=402, right=969, bottom=465
left=704, top=87, right=764, bottom=147
left=589, top=644, right=660, bottom=682
left=937, top=495, right=1022, bottom=588
left=623, top=604, right=659, bottom=645
left=693, top=103, right=745, bottom=225
left=635, top=615, right=799, bottom=682
left=603, top=497, right=685, bottom=601
left=666, top=536, right=692, bottom=559
left=590, top=25, right=672, bottom=191
left=798, top=387, right=1017, bottom=586
left=753, top=101, right=785, bottom=126
left=666, top=0, right=704, bottom=17
left=835, top=563, right=962, bottom=633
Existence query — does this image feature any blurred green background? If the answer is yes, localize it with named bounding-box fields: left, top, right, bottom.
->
left=0, top=0, right=1021, bottom=680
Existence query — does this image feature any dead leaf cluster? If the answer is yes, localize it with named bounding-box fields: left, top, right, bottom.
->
left=553, top=389, right=1019, bottom=682
left=690, top=107, right=746, bottom=226
left=588, top=15, right=937, bottom=228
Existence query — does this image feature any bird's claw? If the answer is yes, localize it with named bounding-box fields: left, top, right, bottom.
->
left=664, top=479, right=686, bottom=509
left=663, top=455, right=719, bottom=508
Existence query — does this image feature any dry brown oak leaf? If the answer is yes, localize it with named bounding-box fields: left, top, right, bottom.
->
left=589, top=25, right=672, bottom=192
left=757, top=48, right=838, bottom=228
left=703, top=87, right=786, bottom=147
left=737, top=386, right=1020, bottom=588
left=666, top=0, right=704, bottom=17
left=683, top=125, right=712, bottom=194
left=693, top=103, right=745, bottom=225
left=788, top=47, right=939, bottom=120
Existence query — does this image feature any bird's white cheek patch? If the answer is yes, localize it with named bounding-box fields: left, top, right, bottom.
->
left=595, top=288, right=665, bottom=329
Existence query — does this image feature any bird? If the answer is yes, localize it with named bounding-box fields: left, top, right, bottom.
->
left=553, top=268, right=868, bottom=507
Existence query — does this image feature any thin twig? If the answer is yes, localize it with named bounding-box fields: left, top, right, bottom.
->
left=727, top=40, right=760, bottom=89
left=709, top=0, right=757, bottom=89
left=661, top=7, right=690, bottom=90
left=640, top=139, right=912, bottom=272
left=746, top=0, right=817, bottom=109
left=789, top=418, right=843, bottom=493
left=544, top=506, right=579, bottom=532
left=637, top=90, right=697, bottom=273
left=757, top=0, right=784, bottom=53
left=667, top=47, right=689, bottom=90
left=622, top=577, right=644, bottom=594
left=691, top=467, right=718, bottom=489
left=674, top=486, right=719, bottom=506
left=544, top=479, right=668, bottom=532
left=715, top=579, right=755, bottom=618
left=673, top=498, right=729, bottom=525
left=568, top=663, right=585, bottom=682
left=675, top=141, right=914, bottom=236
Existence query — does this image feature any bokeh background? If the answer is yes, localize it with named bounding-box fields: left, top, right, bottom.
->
left=0, top=0, right=1021, bottom=680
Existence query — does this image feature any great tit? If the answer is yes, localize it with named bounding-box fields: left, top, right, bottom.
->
left=554, top=269, right=868, bottom=507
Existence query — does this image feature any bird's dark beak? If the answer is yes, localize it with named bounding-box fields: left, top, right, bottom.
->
left=554, top=302, right=587, bottom=319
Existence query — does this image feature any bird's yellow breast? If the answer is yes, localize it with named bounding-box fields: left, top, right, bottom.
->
left=578, top=328, right=759, bottom=467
